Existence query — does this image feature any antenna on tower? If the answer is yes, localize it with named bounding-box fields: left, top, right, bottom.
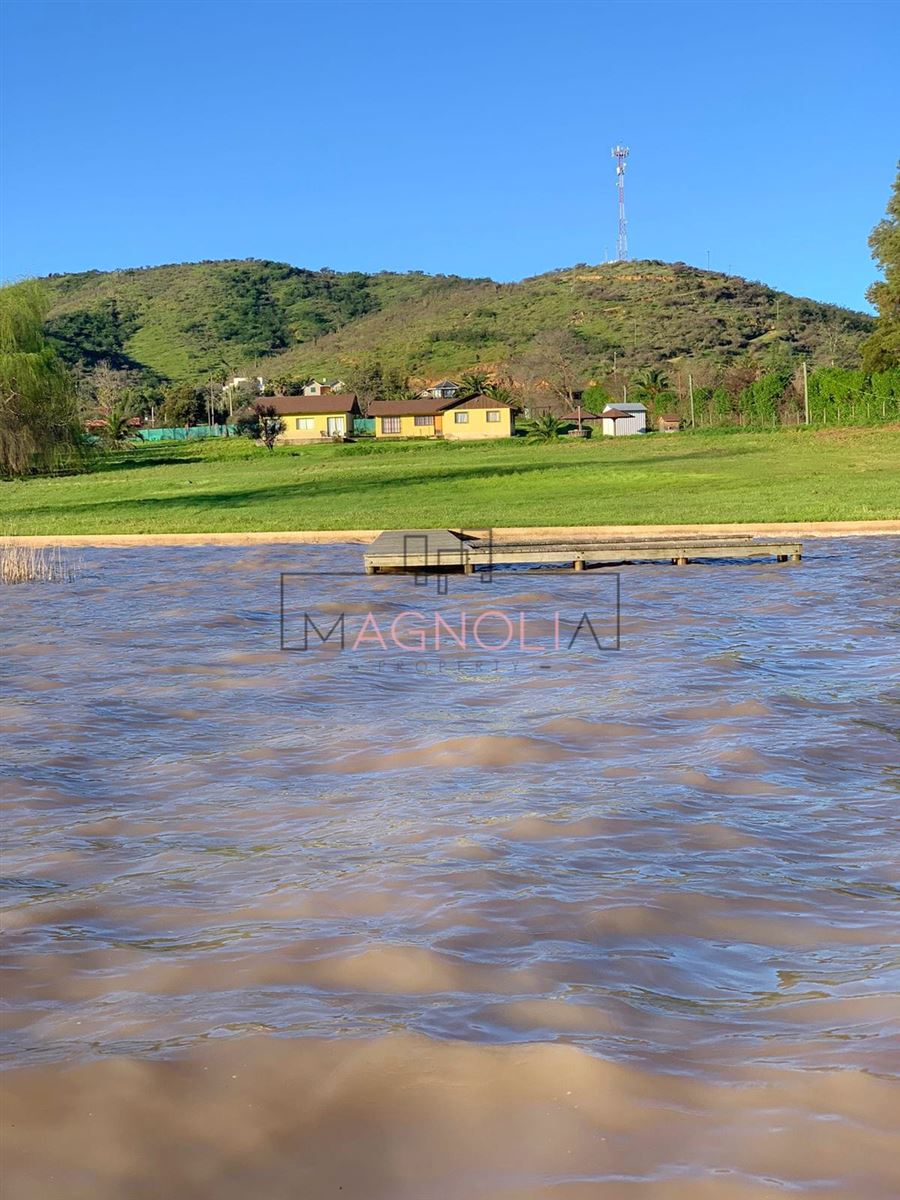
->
left=611, top=145, right=629, bottom=261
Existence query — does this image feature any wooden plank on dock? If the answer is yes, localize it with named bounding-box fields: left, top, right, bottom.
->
left=468, top=533, right=759, bottom=549
left=366, top=529, right=476, bottom=556
left=363, top=530, right=802, bottom=573
left=364, top=529, right=476, bottom=574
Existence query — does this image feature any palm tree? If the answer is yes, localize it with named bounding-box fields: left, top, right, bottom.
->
left=271, top=375, right=310, bottom=396
left=483, top=381, right=512, bottom=405
left=457, top=370, right=491, bottom=399
left=630, top=368, right=672, bottom=410
left=522, top=412, right=565, bottom=443
left=99, top=400, right=139, bottom=448
left=390, top=384, right=422, bottom=404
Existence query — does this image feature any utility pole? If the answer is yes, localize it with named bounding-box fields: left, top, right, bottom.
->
left=688, top=373, right=695, bottom=428
left=802, top=361, right=810, bottom=425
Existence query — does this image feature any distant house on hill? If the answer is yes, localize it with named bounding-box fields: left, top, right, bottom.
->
left=369, top=394, right=513, bottom=440
left=302, top=378, right=345, bottom=396
left=600, top=402, right=647, bottom=436
left=266, top=394, right=360, bottom=442
left=420, top=379, right=459, bottom=400
left=223, top=375, right=264, bottom=395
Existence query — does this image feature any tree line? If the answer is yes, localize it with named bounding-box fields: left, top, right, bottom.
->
left=585, top=362, right=900, bottom=429
left=2, top=165, right=898, bottom=475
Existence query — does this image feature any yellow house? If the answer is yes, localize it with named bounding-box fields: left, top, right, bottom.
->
left=268, top=394, right=361, bottom=443
left=443, top=395, right=515, bottom=440
left=369, top=395, right=514, bottom=440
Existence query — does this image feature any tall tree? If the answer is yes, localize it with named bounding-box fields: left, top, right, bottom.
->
left=381, top=365, right=416, bottom=402
left=862, top=163, right=900, bottom=371
left=0, top=281, right=83, bottom=476
left=341, top=357, right=385, bottom=413
left=511, top=330, right=590, bottom=414
left=160, top=382, right=204, bottom=428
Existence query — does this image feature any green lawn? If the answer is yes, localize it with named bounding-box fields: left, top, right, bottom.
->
left=2, top=428, right=898, bottom=535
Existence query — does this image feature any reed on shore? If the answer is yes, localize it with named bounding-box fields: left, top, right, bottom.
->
left=0, top=543, right=77, bottom=584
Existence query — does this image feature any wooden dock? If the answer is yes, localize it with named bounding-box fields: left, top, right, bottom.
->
left=363, top=530, right=803, bottom=574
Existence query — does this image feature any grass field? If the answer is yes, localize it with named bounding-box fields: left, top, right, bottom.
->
left=1, top=428, right=898, bottom=535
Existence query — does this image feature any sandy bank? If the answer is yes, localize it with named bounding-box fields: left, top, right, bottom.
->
left=2, top=519, right=899, bottom=547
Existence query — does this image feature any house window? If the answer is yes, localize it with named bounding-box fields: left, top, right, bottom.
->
left=486, top=410, right=501, bottom=422
left=413, top=415, right=434, bottom=427
left=295, top=418, right=315, bottom=430
left=454, top=411, right=469, bottom=424
left=381, top=417, right=401, bottom=434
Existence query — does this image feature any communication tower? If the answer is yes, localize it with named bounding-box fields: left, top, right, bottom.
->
left=611, top=145, right=629, bottom=261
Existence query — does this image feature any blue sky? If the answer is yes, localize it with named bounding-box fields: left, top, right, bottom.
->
left=2, top=0, right=897, bottom=310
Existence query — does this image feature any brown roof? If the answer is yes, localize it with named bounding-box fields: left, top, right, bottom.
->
left=85, top=416, right=142, bottom=429
left=601, top=408, right=632, bottom=419
left=454, top=394, right=513, bottom=410
left=369, top=394, right=514, bottom=417
left=659, top=413, right=680, bottom=423
left=263, top=394, right=359, bottom=415
left=368, top=397, right=455, bottom=416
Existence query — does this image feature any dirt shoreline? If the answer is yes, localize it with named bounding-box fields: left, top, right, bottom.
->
left=3, top=520, right=899, bottom=547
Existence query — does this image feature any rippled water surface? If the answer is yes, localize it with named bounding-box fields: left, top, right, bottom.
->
left=2, top=539, right=899, bottom=1199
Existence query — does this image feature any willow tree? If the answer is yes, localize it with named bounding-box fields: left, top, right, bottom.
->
left=862, top=164, right=900, bottom=372
left=0, top=281, right=83, bottom=476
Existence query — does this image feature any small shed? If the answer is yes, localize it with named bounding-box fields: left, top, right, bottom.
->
left=601, top=402, right=647, bottom=437
left=658, top=413, right=681, bottom=432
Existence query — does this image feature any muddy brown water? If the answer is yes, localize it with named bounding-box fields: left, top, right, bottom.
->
left=1, top=540, right=898, bottom=1198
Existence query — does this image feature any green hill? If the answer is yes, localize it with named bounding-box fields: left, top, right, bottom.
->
left=41, top=258, right=873, bottom=383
